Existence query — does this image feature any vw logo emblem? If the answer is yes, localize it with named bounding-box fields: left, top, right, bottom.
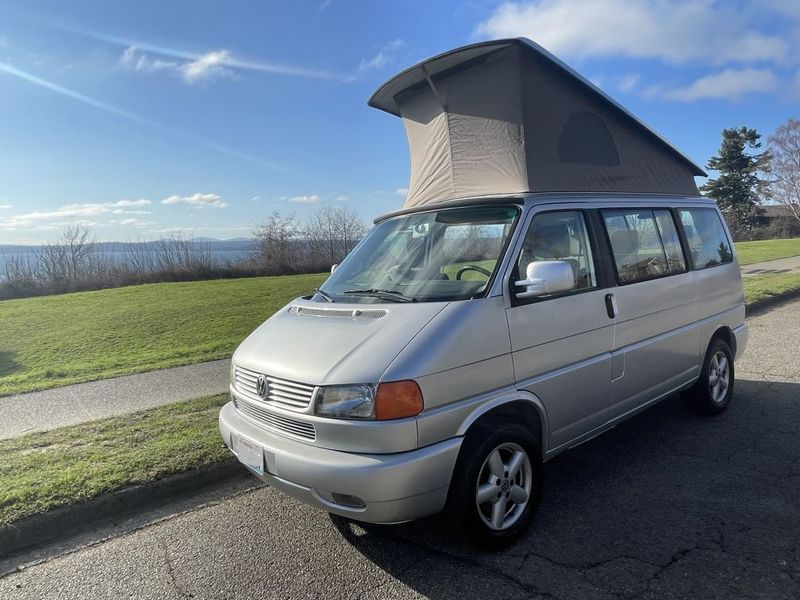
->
left=256, top=374, right=268, bottom=399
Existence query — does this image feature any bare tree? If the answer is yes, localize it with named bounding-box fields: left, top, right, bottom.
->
left=254, top=211, right=301, bottom=274
left=305, top=205, right=366, bottom=268
left=63, top=224, right=94, bottom=281
left=768, top=117, right=800, bottom=223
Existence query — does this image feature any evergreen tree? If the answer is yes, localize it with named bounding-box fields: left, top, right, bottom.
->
left=700, top=127, right=770, bottom=234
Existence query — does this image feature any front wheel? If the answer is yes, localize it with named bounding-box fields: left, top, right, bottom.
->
left=687, top=338, right=735, bottom=414
left=446, top=422, right=541, bottom=549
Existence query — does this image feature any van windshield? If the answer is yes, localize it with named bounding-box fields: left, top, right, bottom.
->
left=317, top=205, right=519, bottom=303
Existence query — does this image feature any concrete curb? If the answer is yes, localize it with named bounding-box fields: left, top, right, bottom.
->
left=0, top=458, right=246, bottom=559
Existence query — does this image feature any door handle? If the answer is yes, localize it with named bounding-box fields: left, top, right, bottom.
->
left=604, top=293, right=618, bottom=319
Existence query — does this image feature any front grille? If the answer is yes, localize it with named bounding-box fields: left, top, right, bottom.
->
left=234, top=395, right=316, bottom=441
left=234, top=366, right=316, bottom=411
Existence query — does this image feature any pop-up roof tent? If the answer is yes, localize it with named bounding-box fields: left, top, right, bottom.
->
left=369, top=38, right=706, bottom=209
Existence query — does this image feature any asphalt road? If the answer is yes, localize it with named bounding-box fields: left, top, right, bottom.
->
left=2, top=299, right=798, bottom=599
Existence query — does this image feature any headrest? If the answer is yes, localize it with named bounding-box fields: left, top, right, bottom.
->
left=610, top=230, right=639, bottom=255
left=532, top=224, right=571, bottom=258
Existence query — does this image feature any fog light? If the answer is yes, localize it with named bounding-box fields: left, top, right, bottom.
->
left=331, top=493, right=366, bottom=508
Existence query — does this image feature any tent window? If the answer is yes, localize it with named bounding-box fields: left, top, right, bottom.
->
left=558, top=111, right=620, bottom=167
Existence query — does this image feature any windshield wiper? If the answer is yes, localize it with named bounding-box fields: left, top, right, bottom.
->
left=342, top=288, right=415, bottom=303
left=314, top=288, right=335, bottom=303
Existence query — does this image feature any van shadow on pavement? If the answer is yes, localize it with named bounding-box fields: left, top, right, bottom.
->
left=332, top=379, right=800, bottom=599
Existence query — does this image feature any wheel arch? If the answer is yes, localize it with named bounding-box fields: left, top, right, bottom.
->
left=708, top=325, right=736, bottom=358
left=455, top=392, right=549, bottom=459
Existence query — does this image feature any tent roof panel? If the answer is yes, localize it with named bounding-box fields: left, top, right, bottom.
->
left=369, top=38, right=706, bottom=178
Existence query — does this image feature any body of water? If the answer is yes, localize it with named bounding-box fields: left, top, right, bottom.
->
left=0, top=240, right=259, bottom=279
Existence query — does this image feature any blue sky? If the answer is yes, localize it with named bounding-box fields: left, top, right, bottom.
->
left=0, top=0, right=798, bottom=244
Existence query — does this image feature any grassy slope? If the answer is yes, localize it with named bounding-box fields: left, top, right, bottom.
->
left=0, top=395, right=228, bottom=525
left=0, top=274, right=326, bottom=396
left=742, top=272, right=800, bottom=306
left=734, top=238, right=800, bottom=266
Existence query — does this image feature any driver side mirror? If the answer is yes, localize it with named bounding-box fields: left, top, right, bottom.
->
left=515, top=261, right=574, bottom=299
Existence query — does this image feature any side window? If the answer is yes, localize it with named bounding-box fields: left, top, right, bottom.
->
left=679, top=208, right=733, bottom=268
left=518, top=211, right=596, bottom=293
left=654, top=210, right=687, bottom=273
left=602, top=209, right=686, bottom=284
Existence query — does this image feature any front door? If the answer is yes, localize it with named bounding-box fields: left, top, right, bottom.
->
left=505, top=208, right=615, bottom=451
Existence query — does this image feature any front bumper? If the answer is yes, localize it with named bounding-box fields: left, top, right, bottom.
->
left=218, top=401, right=462, bottom=524
left=733, top=323, right=748, bottom=360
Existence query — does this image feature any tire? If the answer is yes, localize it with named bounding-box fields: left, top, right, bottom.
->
left=445, top=420, right=542, bottom=549
left=687, top=337, right=735, bottom=415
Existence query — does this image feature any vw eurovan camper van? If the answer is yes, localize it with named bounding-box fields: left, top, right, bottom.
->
left=219, top=39, right=747, bottom=547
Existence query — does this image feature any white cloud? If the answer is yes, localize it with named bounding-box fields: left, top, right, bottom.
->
left=111, top=199, right=151, bottom=207
left=119, top=46, right=179, bottom=73
left=618, top=73, right=640, bottom=93
left=395, top=188, right=408, bottom=196
left=476, top=0, right=789, bottom=65
left=358, top=39, right=405, bottom=73
left=119, top=47, right=232, bottom=84
left=646, top=68, right=779, bottom=101
left=0, top=204, right=11, bottom=209
left=335, top=195, right=350, bottom=201
left=116, top=218, right=155, bottom=227
left=161, top=193, right=228, bottom=208
left=0, top=200, right=152, bottom=230
left=182, top=50, right=233, bottom=83
left=289, top=194, right=320, bottom=203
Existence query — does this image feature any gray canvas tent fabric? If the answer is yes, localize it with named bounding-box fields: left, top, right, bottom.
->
left=369, top=39, right=705, bottom=209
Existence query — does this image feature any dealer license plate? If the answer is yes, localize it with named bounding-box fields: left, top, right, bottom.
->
left=233, top=434, right=264, bottom=476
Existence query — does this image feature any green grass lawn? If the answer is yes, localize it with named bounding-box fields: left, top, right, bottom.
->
left=0, top=395, right=228, bottom=525
left=742, top=272, right=800, bottom=306
left=0, top=274, right=327, bottom=396
left=734, top=238, right=800, bottom=266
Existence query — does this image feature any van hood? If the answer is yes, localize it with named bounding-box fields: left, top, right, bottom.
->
left=232, top=298, right=449, bottom=386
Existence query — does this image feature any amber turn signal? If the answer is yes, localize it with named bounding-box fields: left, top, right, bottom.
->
left=375, top=380, right=424, bottom=420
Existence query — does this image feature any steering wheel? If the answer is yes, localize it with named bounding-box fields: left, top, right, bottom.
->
left=456, top=265, right=492, bottom=280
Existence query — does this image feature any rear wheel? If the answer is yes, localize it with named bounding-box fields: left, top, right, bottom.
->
left=446, top=421, right=541, bottom=549
left=687, top=338, right=735, bottom=414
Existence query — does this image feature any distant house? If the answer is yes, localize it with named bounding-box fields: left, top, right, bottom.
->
left=755, top=204, right=799, bottom=227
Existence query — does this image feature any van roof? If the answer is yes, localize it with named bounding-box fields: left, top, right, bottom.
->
left=374, top=192, right=715, bottom=223
left=370, top=38, right=706, bottom=210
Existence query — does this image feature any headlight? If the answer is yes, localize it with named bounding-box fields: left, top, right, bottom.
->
left=315, top=380, right=424, bottom=420
left=315, top=384, right=376, bottom=419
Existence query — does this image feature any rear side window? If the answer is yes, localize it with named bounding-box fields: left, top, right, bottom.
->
left=654, top=210, right=687, bottom=273
left=602, top=209, right=687, bottom=284
left=679, top=208, right=733, bottom=268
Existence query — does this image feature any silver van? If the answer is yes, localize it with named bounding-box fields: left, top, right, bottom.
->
left=219, top=39, right=747, bottom=547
